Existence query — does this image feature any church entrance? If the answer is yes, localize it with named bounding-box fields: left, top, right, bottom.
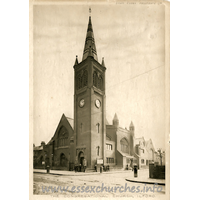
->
left=78, top=151, right=86, bottom=172
left=78, top=151, right=84, bottom=166
left=60, top=153, right=68, bottom=169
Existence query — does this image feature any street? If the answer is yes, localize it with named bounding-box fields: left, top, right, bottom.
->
left=33, top=171, right=165, bottom=197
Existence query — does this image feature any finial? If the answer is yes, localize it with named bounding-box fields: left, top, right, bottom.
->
left=102, top=57, right=105, bottom=67
left=74, top=55, right=79, bottom=65
left=113, top=113, right=119, bottom=126
left=130, top=121, right=134, bottom=127
left=89, top=7, right=91, bottom=16
left=113, top=113, right=119, bottom=121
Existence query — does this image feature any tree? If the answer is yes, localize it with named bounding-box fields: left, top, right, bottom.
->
left=157, top=148, right=164, bottom=166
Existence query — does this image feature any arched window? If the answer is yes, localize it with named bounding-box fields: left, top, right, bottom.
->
left=77, top=70, right=88, bottom=90
left=96, top=146, right=100, bottom=156
left=96, top=123, right=100, bottom=133
left=79, top=75, right=82, bottom=89
left=58, top=126, right=68, bottom=147
left=99, top=75, right=103, bottom=90
left=80, top=123, right=83, bottom=133
left=93, top=71, right=103, bottom=90
left=93, top=71, right=98, bottom=87
left=120, top=138, right=129, bottom=153
left=83, top=70, right=88, bottom=87
left=97, top=77, right=100, bottom=88
left=77, top=74, right=82, bottom=90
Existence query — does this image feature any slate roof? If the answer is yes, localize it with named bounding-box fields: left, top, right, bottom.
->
left=33, top=146, right=43, bottom=151
left=66, top=117, right=74, bottom=129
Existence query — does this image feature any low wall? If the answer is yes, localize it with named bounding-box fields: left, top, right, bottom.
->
left=149, top=164, right=165, bottom=179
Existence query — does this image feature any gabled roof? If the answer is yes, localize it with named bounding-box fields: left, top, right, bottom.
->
left=66, top=117, right=74, bottom=130
left=117, top=150, right=137, bottom=160
left=48, top=114, right=111, bottom=145
left=145, top=139, right=155, bottom=152
left=47, top=114, right=74, bottom=145
left=135, top=137, right=145, bottom=142
left=118, top=127, right=130, bottom=133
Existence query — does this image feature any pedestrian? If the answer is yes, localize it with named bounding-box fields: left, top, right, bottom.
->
left=74, top=158, right=78, bottom=172
left=83, top=158, right=87, bottom=172
left=94, top=164, right=97, bottom=172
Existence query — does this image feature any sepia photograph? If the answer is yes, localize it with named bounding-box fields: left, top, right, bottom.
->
left=30, top=0, right=170, bottom=199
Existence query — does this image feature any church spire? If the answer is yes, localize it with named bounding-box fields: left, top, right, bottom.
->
left=82, top=8, right=98, bottom=61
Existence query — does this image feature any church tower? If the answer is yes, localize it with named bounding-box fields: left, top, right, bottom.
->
left=73, top=9, right=106, bottom=168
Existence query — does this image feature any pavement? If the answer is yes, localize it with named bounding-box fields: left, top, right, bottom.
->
left=126, top=169, right=165, bottom=185
left=33, top=168, right=131, bottom=176
left=33, top=168, right=165, bottom=185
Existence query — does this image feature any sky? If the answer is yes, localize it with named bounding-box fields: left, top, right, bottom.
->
left=33, top=3, right=166, bottom=150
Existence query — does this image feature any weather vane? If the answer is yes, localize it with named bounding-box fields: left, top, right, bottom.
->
left=89, top=7, right=91, bottom=16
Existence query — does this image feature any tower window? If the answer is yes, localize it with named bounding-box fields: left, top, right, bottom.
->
left=77, top=75, right=82, bottom=90
left=99, top=75, right=103, bottom=90
left=96, top=123, right=100, bottom=133
left=76, top=70, right=88, bottom=90
left=83, top=70, right=88, bottom=87
left=93, top=71, right=103, bottom=90
left=93, top=71, right=97, bottom=87
left=80, top=123, right=83, bottom=133
left=97, top=78, right=100, bottom=88
left=96, top=146, right=100, bottom=156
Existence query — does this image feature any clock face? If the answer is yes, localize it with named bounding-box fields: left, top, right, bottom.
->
left=79, top=99, right=85, bottom=107
left=95, top=99, right=101, bottom=108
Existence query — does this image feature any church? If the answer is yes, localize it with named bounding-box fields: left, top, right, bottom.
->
left=33, top=11, right=156, bottom=171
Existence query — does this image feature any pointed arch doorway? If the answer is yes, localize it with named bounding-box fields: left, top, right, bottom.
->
left=78, top=151, right=84, bottom=166
left=60, top=153, right=69, bottom=170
